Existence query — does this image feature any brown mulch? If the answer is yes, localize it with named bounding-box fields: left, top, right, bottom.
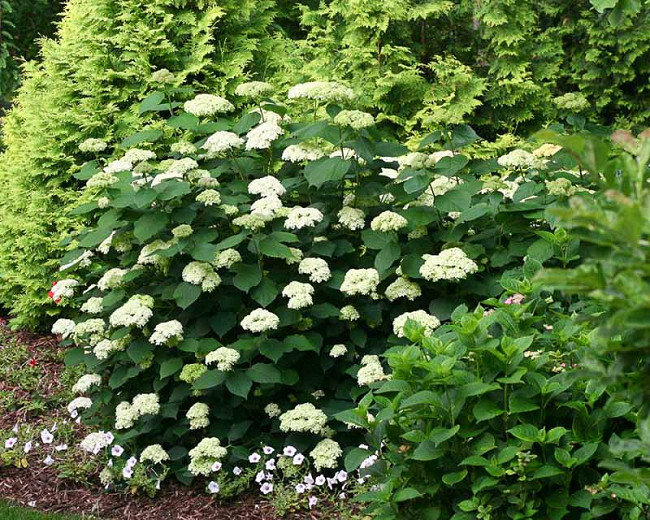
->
left=0, top=320, right=325, bottom=519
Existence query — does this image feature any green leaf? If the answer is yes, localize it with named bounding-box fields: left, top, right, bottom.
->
left=74, top=160, right=99, bottom=180
left=173, top=282, right=202, bottom=309
left=303, top=157, right=350, bottom=188
left=233, top=112, right=261, bottom=134
left=251, top=278, right=279, bottom=307
left=160, top=357, right=183, bottom=379
left=134, top=212, right=169, bottom=242
left=508, top=424, right=543, bottom=443
left=435, top=190, right=471, bottom=212
left=460, top=382, right=500, bottom=398
left=190, top=243, right=218, bottom=262
left=430, top=425, right=460, bottom=446
left=412, top=440, right=443, bottom=461
left=573, top=442, right=599, bottom=465
left=532, top=465, right=564, bottom=479
left=215, top=232, right=247, bottom=250
left=64, top=347, right=86, bottom=367
left=247, top=363, right=282, bottom=384
left=362, top=229, right=395, bottom=250
left=226, top=372, right=252, bottom=398
left=168, top=112, right=199, bottom=131
left=126, top=340, right=153, bottom=364
left=194, top=370, right=226, bottom=390
left=138, top=92, right=165, bottom=114
left=233, top=263, right=262, bottom=292
left=121, top=129, right=163, bottom=148
left=450, top=125, right=480, bottom=149
left=259, top=236, right=294, bottom=259
left=394, top=488, right=422, bottom=502
left=345, top=448, right=371, bottom=472
left=473, top=398, right=504, bottom=422
left=375, top=242, right=401, bottom=272
left=442, top=469, right=468, bottom=486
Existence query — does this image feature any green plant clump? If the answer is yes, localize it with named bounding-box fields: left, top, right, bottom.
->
left=51, top=81, right=595, bottom=485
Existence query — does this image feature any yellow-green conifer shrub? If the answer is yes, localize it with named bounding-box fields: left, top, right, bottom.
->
left=0, top=0, right=276, bottom=328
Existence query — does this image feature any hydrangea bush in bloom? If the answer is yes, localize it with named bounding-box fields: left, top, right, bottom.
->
left=52, top=82, right=589, bottom=483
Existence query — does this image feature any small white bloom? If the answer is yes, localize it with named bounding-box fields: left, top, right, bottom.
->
left=184, top=94, right=234, bottom=117
left=203, top=131, right=244, bottom=155
left=208, top=481, right=220, bottom=494
left=284, top=206, right=323, bottom=230
left=337, top=207, right=365, bottom=230
left=340, top=269, right=380, bottom=296
left=371, top=211, right=408, bottom=232
left=245, top=121, right=284, bottom=150
left=282, top=281, right=315, bottom=310
left=288, top=81, right=355, bottom=103
left=241, top=309, right=280, bottom=333
left=419, top=247, right=478, bottom=282
left=248, top=176, right=286, bottom=198
left=393, top=310, right=440, bottom=338
left=298, top=257, right=331, bottom=283
left=329, top=344, right=347, bottom=358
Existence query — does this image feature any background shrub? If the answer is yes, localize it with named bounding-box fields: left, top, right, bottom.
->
left=55, top=83, right=595, bottom=484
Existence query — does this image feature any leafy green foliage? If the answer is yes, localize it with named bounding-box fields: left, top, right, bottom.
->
left=354, top=300, right=649, bottom=519
left=53, top=85, right=587, bottom=479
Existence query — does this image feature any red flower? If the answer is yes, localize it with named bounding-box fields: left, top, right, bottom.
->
left=28, top=357, right=37, bottom=367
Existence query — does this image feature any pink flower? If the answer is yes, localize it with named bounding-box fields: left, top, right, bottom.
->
left=248, top=452, right=261, bottom=463
left=283, top=446, right=297, bottom=457
left=293, top=453, right=305, bottom=465
left=260, top=482, right=273, bottom=495
left=4, top=437, right=17, bottom=449
left=504, top=293, right=525, bottom=305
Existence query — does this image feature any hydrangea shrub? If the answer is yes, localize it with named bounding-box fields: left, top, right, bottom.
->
left=55, top=82, right=591, bottom=481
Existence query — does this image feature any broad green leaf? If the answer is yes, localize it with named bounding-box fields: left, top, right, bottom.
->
left=134, top=212, right=169, bottom=241
left=442, top=469, right=468, bottom=486
left=173, top=282, right=202, bottom=309
left=473, top=398, right=504, bottom=422
left=251, top=278, right=279, bottom=307
left=508, top=424, right=542, bottom=443
left=194, top=370, right=226, bottom=390
left=303, top=157, right=350, bottom=188
left=394, top=488, right=422, bottom=502
left=233, top=263, right=262, bottom=292
left=121, top=129, right=163, bottom=147
left=375, top=242, right=401, bottom=272
left=259, top=236, right=294, bottom=259
left=344, top=448, right=371, bottom=472
left=226, top=372, right=252, bottom=398
left=167, top=112, right=199, bottom=131
left=247, top=363, right=282, bottom=384
left=138, top=92, right=165, bottom=113
left=412, top=440, right=443, bottom=461
left=430, top=425, right=460, bottom=446
left=160, top=357, right=183, bottom=379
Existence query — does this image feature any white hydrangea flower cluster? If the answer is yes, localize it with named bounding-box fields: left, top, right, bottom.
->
left=298, top=257, right=331, bottom=283
left=104, top=158, right=133, bottom=174
left=115, top=393, right=160, bottom=430
left=72, top=374, right=102, bottom=394
left=284, top=206, right=324, bottom=230
left=74, top=318, right=106, bottom=346
left=357, top=355, right=390, bottom=386
left=79, top=138, right=108, bottom=153
left=81, top=297, right=103, bottom=314
left=337, top=206, right=365, bottom=230
left=151, top=68, right=175, bottom=84
left=188, top=437, right=228, bottom=476
left=245, top=121, right=284, bottom=150
left=333, top=110, right=374, bottom=129
left=202, top=131, right=244, bottom=156
left=86, top=172, right=119, bottom=190
left=80, top=431, right=114, bottom=455
left=250, top=107, right=287, bottom=125
left=248, top=176, right=286, bottom=198
left=184, top=94, right=234, bottom=117
left=282, top=281, right=315, bottom=309
left=497, top=149, right=546, bottom=170
left=281, top=142, right=326, bottom=163
left=385, top=277, right=421, bottom=301
left=123, top=148, right=156, bottom=164
left=397, top=152, right=435, bottom=170
left=136, top=240, right=170, bottom=266
left=288, top=81, right=355, bottom=103
left=545, top=177, right=580, bottom=197
left=393, top=310, right=441, bottom=338
left=235, top=81, right=273, bottom=98
left=339, top=305, right=360, bottom=321
left=149, top=320, right=184, bottom=346
left=182, top=262, right=221, bottom=292
left=232, top=214, right=267, bottom=231
left=97, top=268, right=127, bottom=291
left=205, top=347, right=240, bottom=371
left=241, top=308, right=280, bottom=333
left=67, top=396, right=92, bottom=416
left=279, top=403, right=328, bottom=434
left=533, top=143, right=562, bottom=157
left=151, top=158, right=199, bottom=186
left=310, top=439, right=342, bottom=471
left=50, top=279, right=79, bottom=302
left=250, top=195, right=283, bottom=220
left=196, top=189, right=222, bottom=206
left=187, top=403, right=210, bottom=430
left=109, top=295, right=154, bottom=328
left=93, top=338, right=125, bottom=360
left=213, top=248, right=242, bottom=270
left=172, top=224, right=193, bottom=239
left=340, top=268, right=380, bottom=296
left=52, top=318, right=75, bottom=339
left=419, top=247, right=479, bottom=282
left=329, top=344, right=347, bottom=358
left=171, top=140, right=197, bottom=155
left=140, top=444, right=169, bottom=465
left=265, top=403, right=281, bottom=418
left=370, top=210, right=408, bottom=232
